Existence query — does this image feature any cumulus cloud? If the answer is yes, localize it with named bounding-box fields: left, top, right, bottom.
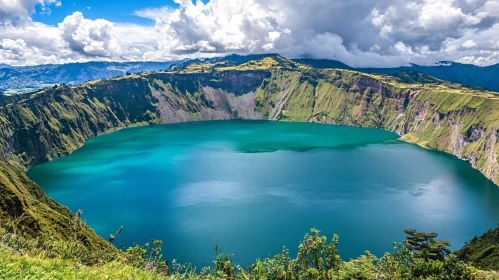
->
left=58, top=12, right=120, bottom=57
left=1, top=0, right=499, bottom=66
left=156, top=0, right=287, bottom=54
left=0, top=1, right=158, bottom=64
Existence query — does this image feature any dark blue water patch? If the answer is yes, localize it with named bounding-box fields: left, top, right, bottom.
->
left=27, top=120, right=499, bottom=267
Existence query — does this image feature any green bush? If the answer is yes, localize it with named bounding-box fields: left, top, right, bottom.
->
left=1, top=226, right=497, bottom=279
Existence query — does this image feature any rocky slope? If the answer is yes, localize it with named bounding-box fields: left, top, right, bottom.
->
left=0, top=55, right=498, bottom=248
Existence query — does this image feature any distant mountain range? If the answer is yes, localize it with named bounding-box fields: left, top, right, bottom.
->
left=1, top=56, right=498, bottom=93
left=0, top=55, right=284, bottom=94
left=0, top=61, right=178, bottom=93
left=293, top=59, right=499, bottom=92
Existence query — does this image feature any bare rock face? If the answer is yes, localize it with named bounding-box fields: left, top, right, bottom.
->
left=199, top=87, right=262, bottom=120
left=149, top=72, right=266, bottom=123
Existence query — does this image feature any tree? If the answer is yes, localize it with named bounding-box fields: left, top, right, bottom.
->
left=295, top=228, right=342, bottom=279
left=404, top=229, right=451, bottom=261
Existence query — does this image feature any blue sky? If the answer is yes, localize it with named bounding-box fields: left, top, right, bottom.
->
left=32, top=0, right=179, bottom=25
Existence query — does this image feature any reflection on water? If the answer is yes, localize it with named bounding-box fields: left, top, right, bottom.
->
left=27, top=120, right=499, bottom=267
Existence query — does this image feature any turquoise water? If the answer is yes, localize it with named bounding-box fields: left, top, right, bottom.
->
left=27, top=120, right=499, bottom=266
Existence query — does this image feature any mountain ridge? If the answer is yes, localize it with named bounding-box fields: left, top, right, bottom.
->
left=294, top=58, right=499, bottom=92
left=2, top=54, right=499, bottom=93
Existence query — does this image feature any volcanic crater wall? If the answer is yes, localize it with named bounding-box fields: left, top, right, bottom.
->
left=0, top=68, right=498, bottom=187
left=255, top=69, right=499, bottom=185
left=2, top=66, right=498, bottom=255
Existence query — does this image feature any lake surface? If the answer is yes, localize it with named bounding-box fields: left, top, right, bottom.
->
left=28, top=120, right=499, bottom=266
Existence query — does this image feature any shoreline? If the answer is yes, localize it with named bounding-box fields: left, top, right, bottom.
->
left=23, top=118, right=498, bottom=189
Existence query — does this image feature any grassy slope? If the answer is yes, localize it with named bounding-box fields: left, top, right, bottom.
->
left=0, top=80, right=160, bottom=169
left=456, top=226, right=499, bottom=270
left=0, top=162, right=115, bottom=254
left=0, top=253, right=160, bottom=280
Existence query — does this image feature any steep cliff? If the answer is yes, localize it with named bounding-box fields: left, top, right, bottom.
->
left=0, top=70, right=268, bottom=170
left=254, top=68, right=499, bottom=185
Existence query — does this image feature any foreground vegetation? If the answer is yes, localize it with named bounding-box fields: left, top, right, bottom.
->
left=1, top=221, right=498, bottom=279
left=456, top=226, right=499, bottom=271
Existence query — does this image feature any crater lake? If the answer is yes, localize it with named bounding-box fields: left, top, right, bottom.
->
left=27, top=120, right=499, bottom=267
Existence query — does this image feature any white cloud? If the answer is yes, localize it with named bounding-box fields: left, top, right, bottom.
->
left=58, top=12, right=120, bottom=58
left=395, top=42, right=414, bottom=54
left=267, top=31, right=281, bottom=42
left=1, top=0, right=499, bottom=66
left=462, top=39, right=477, bottom=49
left=134, top=6, right=173, bottom=21
left=0, top=38, right=60, bottom=65
left=166, top=0, right=285, bottom=53
left=0, top=0, right=60, bottom=24
left=418, top=0, right=467, bottom=30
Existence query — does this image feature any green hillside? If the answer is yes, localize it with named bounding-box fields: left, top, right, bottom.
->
left=294, top=58, right=499, bottom=92
left=456, top=226, right=499, bottom=270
